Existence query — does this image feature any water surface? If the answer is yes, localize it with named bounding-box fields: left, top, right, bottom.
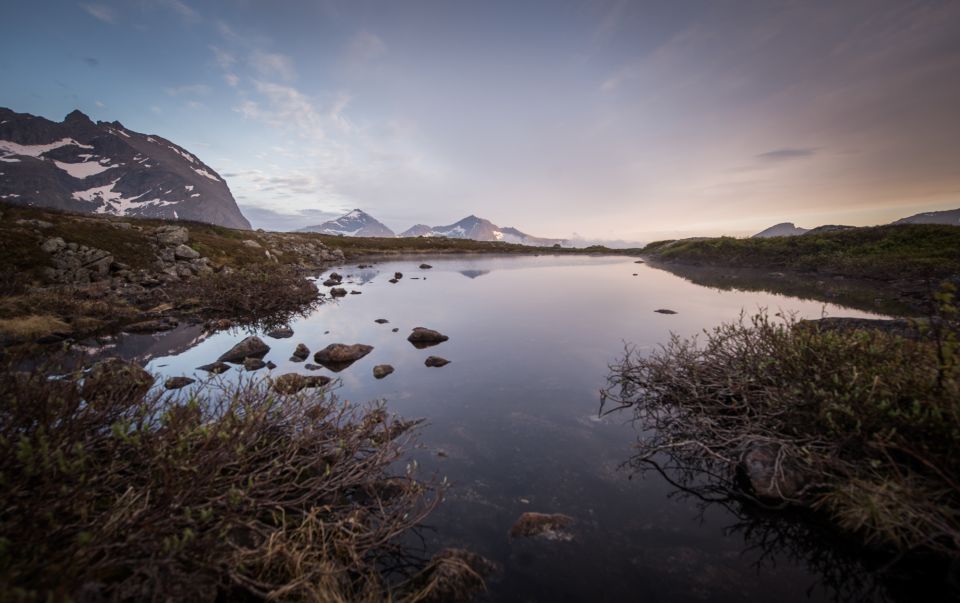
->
left=130, top=255, right=899, bottom=601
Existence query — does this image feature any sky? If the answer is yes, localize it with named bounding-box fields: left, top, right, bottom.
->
left=2, top=0, right=960, bottom=240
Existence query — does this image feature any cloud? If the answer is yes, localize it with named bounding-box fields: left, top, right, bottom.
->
left=238, top=205, right=345, bottom=232
left=209, top=45, right=235, bottom=70
left=249, top=50, right=296, bottom=81
left=346, top=31, right=386, bottom=62
left=82, top=57, right=100, bottom=67
left=156, top=0, right=200, bottom=23
left=80, top=3, right=116, bottom=24
left=165, top=84, right=212, bottom=96
left=224, top=73, right=239, bottom=87
left=239, top=81, right=325, bottom=137
left=95, top=100, right=105, bottom=108
left=756, top=148, right=818, bottom=162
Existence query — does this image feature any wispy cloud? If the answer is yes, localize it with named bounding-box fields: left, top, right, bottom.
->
left=165, top=83, right=212, bottom=96
left=756, top=148, right=818, bottom=162
left=249, top=50, right=296, bottom=81
left=346, top=31, right=386, bottom=62
left=156, top=0, right=200, bottom=24
left=209, top=45, right=235, bottom=70
left=80, top=3, right=116, bottom=24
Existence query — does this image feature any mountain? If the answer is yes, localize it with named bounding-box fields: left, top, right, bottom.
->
left=804, top=224, right=855, bottom=235
left=399, top=215, right=564, bottom=247
left=892, top=208, right=960, bottom=226
left=0, top=107, right=250, bottom=229
left=298, top=209, right=395, bottom=237
left=752, top=222, right=809, bottom=238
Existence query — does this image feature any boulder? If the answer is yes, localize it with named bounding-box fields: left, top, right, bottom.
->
left=654, top=309, right=677, bottom=314
left=164, top=376, right=196, bottom=390
left=174, top=244, right=200, bottom=260
left=425, top=356, right=450, bottom=367
left=290, top=343, right=310, bottom=361
left=322, top=279, right=340, bottom=287
left=419, top=264, right=432, bottom=269
left=313, top=343, right=374, bottom=371
left=737, top=444, right=805, bottom=502
left=243, top=357, right=267, bottom=371
left=155, top=226, right=189, bottom=246
left=408, top=327, right=449, bottom=348
left=217, top=336, right=270, bottom=363
left=394, top=272, right=403, bottom=279
left=330, top=287, right=347, bottom=297
left=41, top=237, right=66, bottom=254
left=241, top=239, right=262, bottom=248
left=373, top=364, right=394, bottom=379
left=81, top=358, right=155, bottom=404
left=273, top=373, right=332, bottom=395
left=509, top=512, right=574, bottom=541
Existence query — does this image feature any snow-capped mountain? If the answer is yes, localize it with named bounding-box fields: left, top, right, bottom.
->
left=0, top=107, right=250, bottom=229
left=399, top=215, right=565, bottom=247
left=298, top=209, right=396, bottom=237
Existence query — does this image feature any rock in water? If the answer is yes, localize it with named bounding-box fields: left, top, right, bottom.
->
left=330, top=287, right=348, bottom=297
left=82, top=358, right=154, bottom=403
left=373, top=364, right=394, bottom=379
left=419, top=263, right=433, bottom=269
left=290, top=343, right=310, bottom=361
left=266, top=326, right=294, bottom=339
left=408, top=327, right=449, bottom=348
left=654, top=309, right=677, bottom=315
left=509, top=512, right=575, bottom=541
left=374, top=318, right=389, bottom=324
left=394, top=272, right=403, bottom=280
left=164, top=376, right=195, bottom=390
left=425, top=356, right=450, bottom=367
left=313, top=343, right=374, bottom=371
left=243, top=357, right=266, bottom=371
left=217, top=336, right=270, bottom=363
left=272, top=373, right=332, bottom=394
left=197, top=361, right=230, bottom=374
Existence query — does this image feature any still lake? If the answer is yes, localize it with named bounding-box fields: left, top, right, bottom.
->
left=111, top=255, right=898, bottom=602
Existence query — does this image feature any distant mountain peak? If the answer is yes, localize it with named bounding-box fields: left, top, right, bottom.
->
left=398, top=214, right=564, bottom=247
left=752, top=222, right=809, bottom=238
left=298, top=208, right=395, bottom=237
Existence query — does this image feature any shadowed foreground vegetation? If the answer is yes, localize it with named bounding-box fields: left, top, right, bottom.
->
left=0, top=359, right=492, bottom=602
left=642, top=224, right=960, bottom=283
left=602, top=289, right=960, bottom=569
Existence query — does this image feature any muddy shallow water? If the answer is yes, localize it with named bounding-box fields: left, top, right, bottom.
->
left=107, top=255, right=923, bottom=601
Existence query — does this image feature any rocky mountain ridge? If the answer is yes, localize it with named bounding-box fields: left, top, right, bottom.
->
left=0, top=107, right=250, bottom=229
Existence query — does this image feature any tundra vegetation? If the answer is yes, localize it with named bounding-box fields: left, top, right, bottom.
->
left=602, top=286, right=960, bottom=565
left=0, top=357, right=493, bottom=601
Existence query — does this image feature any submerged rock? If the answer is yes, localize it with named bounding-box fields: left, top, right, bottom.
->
left=373, top=364, right=394, bottom=379
left=509, top=512, right=575, bottom=541
left=654, top=309, right=678, bottom=315
left=394, top=272, right=403, bottom=279
left=82, top=358, right=155, bottom=403
left=313, top=343, right=374, bottom=371
left=290, top=343, right=310, bottom=361
left=425, top=356, right=450, bottom=367
left=408, top=327, right=449, bottom=348
left=374, top=318, right=389, bottom=324
left=322, top=279, right=340, bottom=287
left=419, top=263, right=433, bottom=269
left=414, top=548, right=498, bottom=603
left=217, top=336, right=270, bottom=363
left=272, top=373, right=332, bottom=395
left=634, top=260, right=645, bottom=264
left=304, top=363, right=323, bottom=370
left=164, top=376, right=195, bottom=390
left=388, top=278, right=399, bottom=284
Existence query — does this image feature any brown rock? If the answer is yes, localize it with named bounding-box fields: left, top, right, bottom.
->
left=373, top=364, right=394, bottom=379
left=164, top=376, right=196, bottom=390
left=218, top=336, right=270, bottom=363
left=273, top=373, right=332, bottom=394
left=408, top=327, right=449, bottom=348
left=290, top=343, right=310, bottom=361
left=313, top=343, right=374, bottom=371
left=425, top=356, right=450, bottom=368
left=509, top=512, right=575, bottom=541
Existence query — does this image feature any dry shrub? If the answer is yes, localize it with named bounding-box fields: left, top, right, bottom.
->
left=602, top=297, right=960, bottom=559
left=0, top=358, right=481, bottom=602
